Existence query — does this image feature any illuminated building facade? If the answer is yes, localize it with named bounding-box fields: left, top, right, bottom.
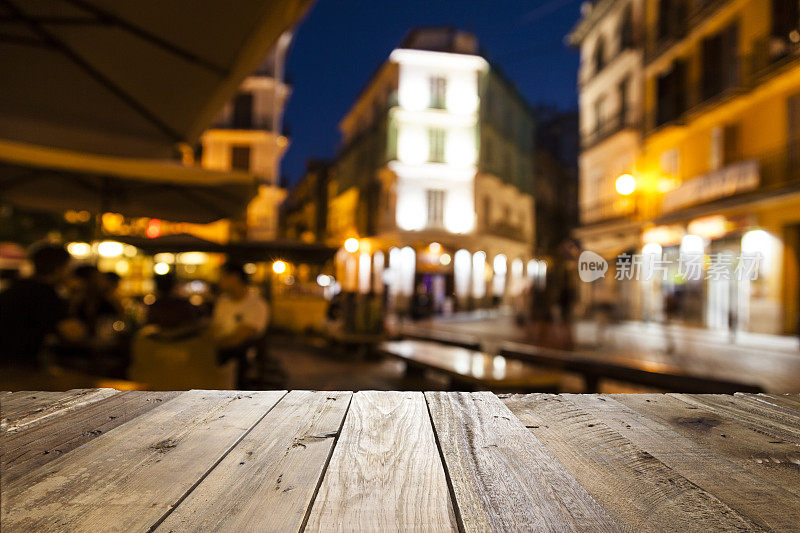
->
left=570, top=0, right=646, bottom=319
left=572, top=0, right=800, bottom=335
left=329, top=28, right=537, bottom=311
left=200, top=31, right=294, bottom=241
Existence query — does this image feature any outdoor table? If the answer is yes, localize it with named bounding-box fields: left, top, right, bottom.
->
left=2, top=389, right=800, bottom=531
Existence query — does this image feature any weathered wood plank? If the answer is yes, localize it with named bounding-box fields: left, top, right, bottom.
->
left=1, top=390, right=285, bottom=532
left=503, top=393, right=762, bottom=531
left=615, top=394, right=800, bottom=496
left=671, top=394, right=800, bottom=445
left=305, top=391, right=456, bottom=532
left=156, top=390, right=351, bottom=532
left=426, top=391, right=620, bottom=532
left=567, top=394, right=800, bottom=531
left=736, top=393, right=800, bottom=413
left=1, top=388, right=119, bottom=432
left=1, top=391, right=180, bottom=484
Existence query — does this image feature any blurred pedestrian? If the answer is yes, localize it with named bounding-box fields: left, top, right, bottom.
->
left=0, top=244, right=85, bottom=369
left=212, top=262, right=269, bottom=386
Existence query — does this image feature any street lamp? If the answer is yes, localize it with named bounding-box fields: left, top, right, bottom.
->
left=615, top=173, right=636, bottom=196
left=344, top=238, right=359, bottom=253
left=272, top=260, right=286, bottom=274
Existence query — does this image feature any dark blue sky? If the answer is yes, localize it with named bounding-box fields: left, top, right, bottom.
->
left=282, top=0, right=582, bottom=185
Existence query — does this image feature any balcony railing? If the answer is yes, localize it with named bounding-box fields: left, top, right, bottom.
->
left=582, top=111, right=640, bottom=149
left=483, top=221, right=528, bottom=241
left=649, top=35, right=800, bottom=131
left=580, top=196, right=635, bottom=225
left=645, top=0, right=730, bottom=63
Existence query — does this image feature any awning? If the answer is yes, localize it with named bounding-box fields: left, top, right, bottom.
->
left=118, top=233, right=337, bottom=264
left=0, top=0, right=313, bottom=158
left=0, top=139, right=256, bottom=223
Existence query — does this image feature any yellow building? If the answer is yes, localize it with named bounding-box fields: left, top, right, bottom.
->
left=634, top=0, right=800, bottom=334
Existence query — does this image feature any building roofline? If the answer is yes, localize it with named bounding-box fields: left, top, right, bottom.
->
left=567, top=0, right=619, bottom=47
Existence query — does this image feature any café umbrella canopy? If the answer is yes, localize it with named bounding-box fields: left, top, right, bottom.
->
left=117, top=233, right=338, bottom=265
left=0, top=139, right=256, bottom=223
left=0, top=0, right=313, bottom=158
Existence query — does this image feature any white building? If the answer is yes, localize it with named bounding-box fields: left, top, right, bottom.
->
left=329, top=28, right=539, bottom=311
left=200, top=31, right=293, bottom=241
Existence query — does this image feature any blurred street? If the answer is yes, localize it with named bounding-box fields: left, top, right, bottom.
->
left=401, top=311, right=800, bottom=393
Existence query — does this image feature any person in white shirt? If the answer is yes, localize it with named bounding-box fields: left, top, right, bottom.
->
left=212, top=263, right=269, bottom=385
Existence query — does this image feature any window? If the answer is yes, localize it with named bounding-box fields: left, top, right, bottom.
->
left=701, top=23, right=739, bottom=102
left=772, top=0, right=800, bottom=41
left=231, top=145, right=251, bottom=171
left=426, top=189, right=445, bottom=228
left=710, top=126, right=723, bottom=170
left=657, top=0, right=686, bottom=41
left=430, top=76, right=447, bottom=109
left=656, top=60, right=687, bottom=126
left=232, top=93, right=253, bottom=129
left=660, top=148, right=680, bottom=176
left=710, top=123, right=740, bottom=171
left=788, top=92, right=800, bottom=169
left=620, top=5, right=635, bottom=49
left=594, top=96, right=606, bottom=133
left=593, top=37, right=606, bottom=74
left=618, top=77, right=630, bottom=124
left=429, top=128, right=446, bottom=162
left=723, top=123, right=741, bottom=165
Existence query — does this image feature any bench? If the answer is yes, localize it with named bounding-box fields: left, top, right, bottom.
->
left=378, top=340, right=561, bottom=392
left=500, top=341, right=764, bottom=394
left=399, top=324, right=481, bottom=350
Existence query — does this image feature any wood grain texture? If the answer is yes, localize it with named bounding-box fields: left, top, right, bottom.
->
left=426, top=391, right=620, bottom=532
left=671, top=394, right=800, bottom=445
left=1, top=390, right=180, bottom=484
left=1, top=390, right=285, bottom=532
left=567, top=394, right=800, bottom=531
left=736, top=393, right=800, bottom=413
left=615, top=393, right=800, bottom=497
left=502, top=393, right=761, bottom=531
left=157, top=390, right=351, bottom=532
left=305, top=391, right=457, bottom=532
left=1, top=388, right=119, bottom=432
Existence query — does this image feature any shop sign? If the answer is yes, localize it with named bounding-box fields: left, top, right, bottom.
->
left=642, top=224, right=685, bottom=246
left=662, top=159, right=759, bottom=213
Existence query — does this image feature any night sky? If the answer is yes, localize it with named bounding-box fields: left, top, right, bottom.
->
left=281, top=0, right=583, bottom=185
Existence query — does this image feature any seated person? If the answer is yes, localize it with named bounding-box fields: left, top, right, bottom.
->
left=131, top=273, right=230, bottom=389
left=0, top=244, right=85, bottom=370
left=212, top=262, right=269, bottom=382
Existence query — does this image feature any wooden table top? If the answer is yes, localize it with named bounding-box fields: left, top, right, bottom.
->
left=2, top=389, right=800, bottom=531
left=380, top=340, right=561, bottom=388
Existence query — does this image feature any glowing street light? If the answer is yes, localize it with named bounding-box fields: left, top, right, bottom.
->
left=272, top=260, right=287, bottom=274
left=97, top=241, right=124, bottom=258
left=344, top=238, right=360, bottom=253
left=67, top=242, right=91, bottom=259
left=616, top=173, right=636, bottom=196
left=154, top=262, right=170, bottom=275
